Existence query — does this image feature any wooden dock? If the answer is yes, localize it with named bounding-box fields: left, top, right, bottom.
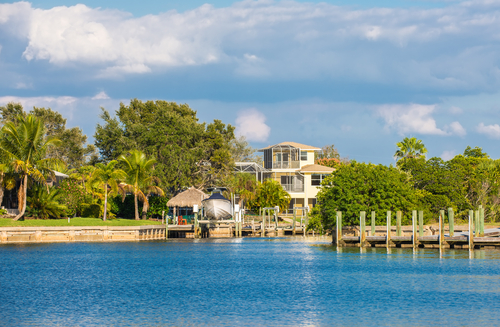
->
left=335, top=208, right=500, bottom=250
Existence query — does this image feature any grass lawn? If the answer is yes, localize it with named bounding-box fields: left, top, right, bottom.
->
left=0, top=217, right=164, bottom=227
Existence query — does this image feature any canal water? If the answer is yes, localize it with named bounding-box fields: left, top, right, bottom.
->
left=1, top=237, right=500, bottom=326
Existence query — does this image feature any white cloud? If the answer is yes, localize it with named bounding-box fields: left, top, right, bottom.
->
left=91, top=91, right=110, bottom=100
left=377, top=104, right=448, bottom=135
left=235, top=108, right=270, bottom=142
left=445, top=121, right=466, bottom=136
left=476, top=122, right=500, bottom=138
left=441, top=150, right=457, bottom=161
left=1, top=0, right=500, bottom=90
left=378, top=104, right=467, bottom=136
left=449, top=106, right=463, bottom=114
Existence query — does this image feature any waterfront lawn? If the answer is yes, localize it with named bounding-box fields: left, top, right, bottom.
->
left=0, top=217, right=164, bottom=227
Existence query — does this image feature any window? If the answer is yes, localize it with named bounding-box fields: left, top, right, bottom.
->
left=311, top=174, right=330, bottom=186
left=301, top=151, right=308, bottom=161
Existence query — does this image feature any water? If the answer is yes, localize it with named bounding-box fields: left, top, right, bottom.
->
left=1, top=238, right=500, bottom=326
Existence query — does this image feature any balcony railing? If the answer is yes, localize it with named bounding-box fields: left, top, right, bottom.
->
left=281, top=184, right=304, bottom=193
left=272, top=161, right=300, bottom=169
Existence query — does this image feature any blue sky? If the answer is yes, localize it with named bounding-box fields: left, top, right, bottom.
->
left=1, top=0, right=500, bottom=164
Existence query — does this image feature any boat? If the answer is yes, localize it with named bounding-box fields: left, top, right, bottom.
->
left=202, top=192, right=232, bottom=220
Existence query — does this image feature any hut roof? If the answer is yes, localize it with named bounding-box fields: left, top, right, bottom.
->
left=167, top=187, right=209, bottom=207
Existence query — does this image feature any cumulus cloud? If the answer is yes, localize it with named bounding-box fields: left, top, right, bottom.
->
left=1, top=0, right=500, bottom=91
left=235, top=108, right=271, bottom=142
left=476, top=122, right=500, bottom=138
left=378, top=104, right=448, bottom=135
left=441, top=150, right=457, bottom=161
left=91, top=91, right=110, bottom=100
left=378, top=104, right=467, bottom=136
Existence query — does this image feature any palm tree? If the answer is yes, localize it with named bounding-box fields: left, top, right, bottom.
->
left=227, top=173, right=258, bottom=208
left=0, top=115, right=60, bottom=220
left=119, top=150, right=164, bottom=220
left=26, top=185, right=67, bottom=219
left=89, top=161, right=127, bottom=221
left=394, top=137, right=427, bottom=161
left=252, top=179, right=291, bottom=212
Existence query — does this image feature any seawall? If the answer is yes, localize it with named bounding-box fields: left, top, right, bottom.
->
left=0, top=225, right=166, bottom=243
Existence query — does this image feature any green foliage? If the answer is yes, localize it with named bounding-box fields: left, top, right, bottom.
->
left=94, top=99, right=235, bottom=193
left=0, top=208, right=8, bottom=215
left=226, top=173, right=258, bottom=208
left=26, top=185, right=67, bottom=219
left=250, top=179, right=291, bottom=212
left=463, top=146, right=489, bottom=159
left=0, top=217, right=163, bottom=227
left=395, top=137, right=427, bottom=161
left=306, top=207, right=324, bottom=234
left=316, top=162, right=423, bottom=229
left=147, top=196, right=169, bottom=218
left=80, top=203, right=101, bottom=218
left=57, top=178, right=86, bottom=217
left=110, top=195, right=143, bottom=219
left=230, top=135, right=260, bottom=163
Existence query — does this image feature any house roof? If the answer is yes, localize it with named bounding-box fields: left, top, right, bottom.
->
left=167, top=187, right=209, bottom=207
left=259, top=142, right=321, bottom=151
left=299, top=164, right=335, bottom=173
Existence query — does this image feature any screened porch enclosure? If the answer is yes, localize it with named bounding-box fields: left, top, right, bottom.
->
left=263, top=145, right=301, bottom=169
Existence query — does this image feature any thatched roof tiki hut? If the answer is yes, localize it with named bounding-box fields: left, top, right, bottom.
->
left=167, top=187, right=208, bottom=223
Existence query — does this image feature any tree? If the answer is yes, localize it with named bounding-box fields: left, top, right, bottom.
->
left=230, top=135, right=261, bottom=162
left=0, top=115, right=60, bottom=220
left=94, top=99, right=236, bottom=194
left=227, top=173, right=258, bottom=208
left=316, top=162, right=423, bottom=228
left=89, top=161, right=127, bottom=221
left=250, top=179, right=291, bottom=212
left=0, top=102, right=25, bottom=126
left=119, top=150, right=164, bottom=220
left=26, top=185, right=67, bottom=219
left=463, top=146, right=489, bottom=159
left=394, top=137, right=427, bottom=162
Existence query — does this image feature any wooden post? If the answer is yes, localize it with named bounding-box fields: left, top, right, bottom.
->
left=165, top=222, right=168, bottom=240
left=418, top=210, right=423, bottom=238
left=412, top=210, right=417, bottom=249
left=262, top=209, right=265, bottom=237
left=469, top=210, right=474, bottom=251
left=194, top=212, right=199, bottom=238
left=360, top=211, right=366, bottom=247
left=479, top=205, right=485, bottom=237
left=293, top=208, right=296, bottom=236
left=448, top=207, right=454, bottom=237
left=439, top=211, right=444, bottom=251
left=304, top=208, right=309, bottom=237
left=396, top=211, right=402, bottom=237
left=386, top=211, right=391, bottom=249
left=475, top=209, right=480, bottom=237
left=162, top=210, right=165, bottom=224
left=336, top=211, right=342, bottom=247
left=371, top=211, right=376, bottom=236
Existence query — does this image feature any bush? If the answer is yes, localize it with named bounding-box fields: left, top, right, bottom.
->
left=109, top=195, right=143, bottom=219
left=57, top=179, right=86, bottom=217
left=147, top=196, right=169, bottom=219
left=26, top=185, right=68, bottom=219
left=80, top=203, right=101, bottom=218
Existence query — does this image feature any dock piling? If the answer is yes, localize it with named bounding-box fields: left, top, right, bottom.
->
left=418, top=210, right=423, bottom=238
left=371, top=211, right=376, bottom=236
left=439, top=211, right=444, bottom=251
left=386, top=211, right=391, bottom=249
left=475, top=210, right=480, bottom=237
left=360, top=211, right=366, bottom=247
left=448, top=207, right=454, bottom=237
left=469, top=210, right=474, bottom=251
left=412, top=210, right=417, bottom=249
left=479, top=205, right=485, bottom=237
left=396, top=211, right=402, bottom=237
left=293, top=209, right=296, bottom=236
left=336, top=211, right=342, bottom=247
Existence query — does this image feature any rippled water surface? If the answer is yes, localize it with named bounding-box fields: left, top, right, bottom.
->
left=1, top=237, right=500, bottom=326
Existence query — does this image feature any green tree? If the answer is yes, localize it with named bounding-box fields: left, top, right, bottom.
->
left=119, top=150, right=164, bottom=220
left=394, top=137, right=427, bottom=162
left=0, top=115, right=61, bottom=220
left=94, top=99, right=236, bottom=194
left=89, top=160, right=127, bottom=221
left=0, top=102, right=25, bottom=126
left=227, top=173, right=258, bottom=208
left=463, top=146, right=489, bottom=159
left=26, top=185, right=67, bottom=219
left=230, top=135, right=261, bottom=162
left=250, top=179, right=291, bottom=212
left=316, top=162, right=423, bottom=228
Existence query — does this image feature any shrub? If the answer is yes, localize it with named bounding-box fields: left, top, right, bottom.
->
left=80, top=203, right=101, bottom=218
left=147, top=196, right=169, bottom=219
left=26, top=185, right=68, bottom=219
left=57, top=178, right=86, bottom=217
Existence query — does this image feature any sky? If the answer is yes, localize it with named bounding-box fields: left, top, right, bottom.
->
left=1, top=0, right=500, bottom=164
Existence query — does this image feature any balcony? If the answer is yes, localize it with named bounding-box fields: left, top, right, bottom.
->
left=281, top=184, right=304, bottom=193
left=272, top=161, right=300, bottom=169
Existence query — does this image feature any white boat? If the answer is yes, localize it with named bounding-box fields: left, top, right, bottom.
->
left=202, top=193, right=232, bottom=220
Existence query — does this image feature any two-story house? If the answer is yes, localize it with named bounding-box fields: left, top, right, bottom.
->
left=258, top=142, right=334, bottom=214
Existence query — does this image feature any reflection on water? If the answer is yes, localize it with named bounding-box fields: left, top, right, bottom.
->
left=1, top=237, right=500, bottom=326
